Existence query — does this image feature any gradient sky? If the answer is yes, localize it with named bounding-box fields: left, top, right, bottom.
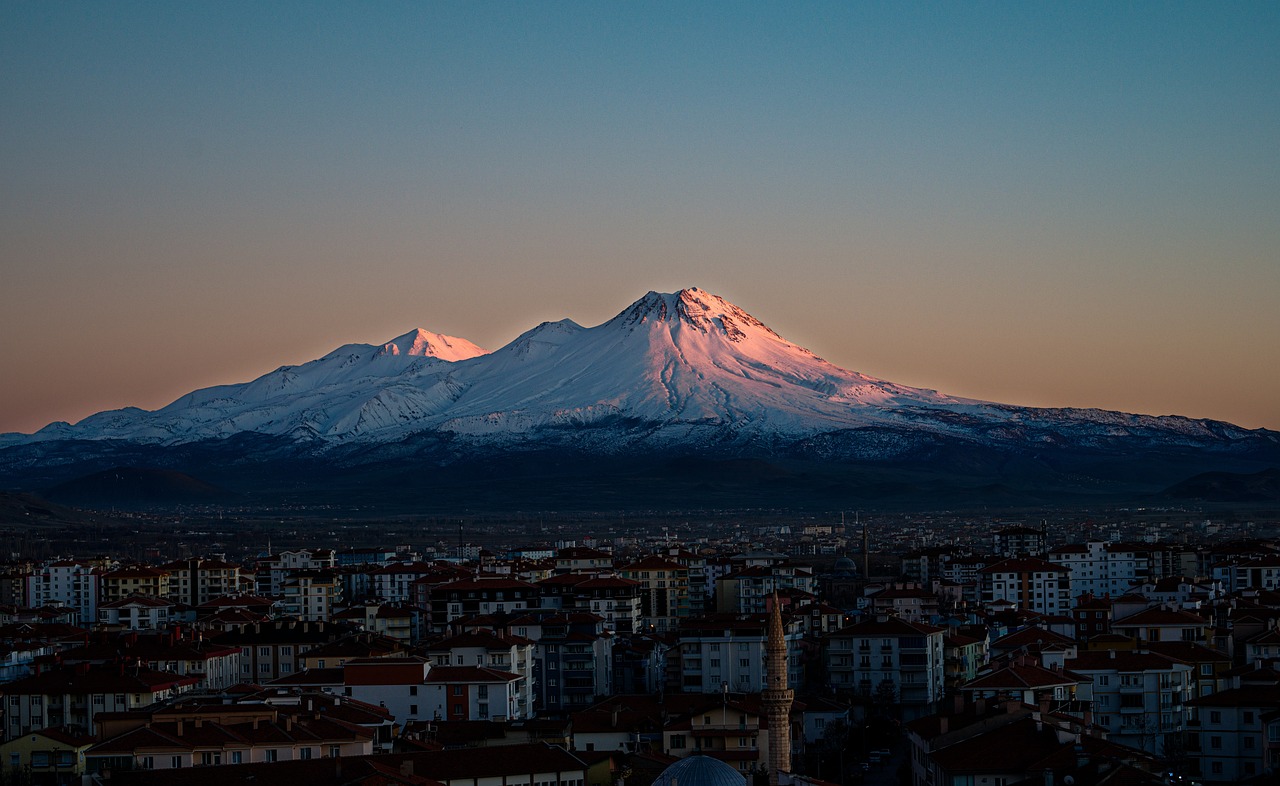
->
left=2, top=2, right=1278, bottom=434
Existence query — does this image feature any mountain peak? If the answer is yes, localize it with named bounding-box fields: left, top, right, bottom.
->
left=376, top=328, right=488, bottom=362
left=611, top=287, right=780, bottom=343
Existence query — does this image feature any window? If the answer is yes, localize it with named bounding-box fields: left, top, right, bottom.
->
left=452, top=686, right=463, bottom=696
left=265, top=750, right=278, bottom=763
left=141, top=756, right=153, bottom=769
left=409, top=704, right=418, bottom=716
left=1209, top=711, right=1221, bottom=724
left=172, top=756, right=182, bottom=768
left=409, top=685, right=418, bottom=696
left=329, top=745, right=341, bottom=758
left=670, top=734, right=687, bottom=749
left=231, top=751, right=242, bottom=764
left=300, top=748, right=313, bottom=760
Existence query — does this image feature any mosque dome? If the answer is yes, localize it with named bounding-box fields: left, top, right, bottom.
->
left=652, top=755, right=747, bottom=786
left=833, top=555, right=856, bottom=574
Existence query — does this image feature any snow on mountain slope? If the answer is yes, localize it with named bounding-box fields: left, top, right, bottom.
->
left=19, top=329, right=488, bottom=444
left=3, top=288, right=1271, bottom=453
left=432, top=288, right=984, bottom=438
left=376, top=328, right=488, bottom=362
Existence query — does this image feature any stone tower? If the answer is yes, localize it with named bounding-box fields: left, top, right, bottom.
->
left=763, top=593, right=793, bottom=785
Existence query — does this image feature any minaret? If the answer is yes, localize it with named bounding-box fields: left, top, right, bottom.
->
left=763, top=592, right=793, bottom=785
left=861, top=514, right=870, bottom=580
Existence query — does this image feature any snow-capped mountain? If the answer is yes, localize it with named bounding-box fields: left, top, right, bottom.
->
left=2, top=287, right=1276, bottom=511
left=4, top=288, right=1275, bottom=457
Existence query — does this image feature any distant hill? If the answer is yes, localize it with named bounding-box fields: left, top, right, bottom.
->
left=0, top=491, right=98, bottom=526
left=1162, top=467, right=1280, bottom=503
left=45, top=467, right=235, bottom=509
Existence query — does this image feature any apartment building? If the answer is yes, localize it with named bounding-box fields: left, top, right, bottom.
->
left=979, top=557, right=1071, bottom=616
left=1062, top=649, right=1193, bottom=756
left=1185, top=685, right=1280, bottom=783
left=280, top=570, right=342, bottom=622
left=823, top=616, right=946, bottom=719
left=24, top=561, right=100, bottom=626
left=100, top=566, right=171, bottom=603
left=620, top=556, right=689, bottom=633
left=672, top=614, right=802, bottom=695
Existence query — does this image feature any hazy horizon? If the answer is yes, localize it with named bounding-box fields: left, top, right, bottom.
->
left=3, top=3, right=1278, bottom=434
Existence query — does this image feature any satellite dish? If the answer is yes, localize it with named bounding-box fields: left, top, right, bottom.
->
left=1063, top=777, right=1075, bottom=785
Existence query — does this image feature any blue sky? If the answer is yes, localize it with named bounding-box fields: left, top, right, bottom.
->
left=2, top=2, right=1278, bottom=432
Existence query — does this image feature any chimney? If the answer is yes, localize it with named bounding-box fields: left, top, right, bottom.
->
left=953, top=694, right=964, bottom=714
left=1039, top=697, right=1051, bottom=717
left=1108, top=649, right=1116, bottom=659
left=1005, top=700, right=1020, bottom=715
left=1074, top=743, right=1088, bottom=768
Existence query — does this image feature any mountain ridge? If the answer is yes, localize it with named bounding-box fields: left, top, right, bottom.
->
left=1, top=287, right=1276, bottom=509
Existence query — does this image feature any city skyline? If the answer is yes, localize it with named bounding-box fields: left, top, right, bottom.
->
left=3, top=3, right=1278, bottom=434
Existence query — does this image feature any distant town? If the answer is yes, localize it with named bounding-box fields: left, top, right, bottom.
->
left=0, top=505, right=1278, bottom=786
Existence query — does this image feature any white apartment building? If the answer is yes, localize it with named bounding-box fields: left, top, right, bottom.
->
left=369, top=562, right=438, bottom=603
left=673, top=615, right=803, bottom=694
left=824, top=615, right=946, bottom=719
left=714, top=564, right=815, bottom=615
left=25, top=561, right=100, bottom=626
left=97, top=596, right=174, bottom=631
left=280, top=571, right=342, bottom=622
left=425, top=629, right=535, bottom=718
left=1185, top=686, right=1280, bottom=783
left=978, top=557, right=1071, bottom=615
left=1061, top=649, right=1193, bottom=756
left=256, top=549, right=336, bottom=596
left=1046, top=542, right=1154, bottom=598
